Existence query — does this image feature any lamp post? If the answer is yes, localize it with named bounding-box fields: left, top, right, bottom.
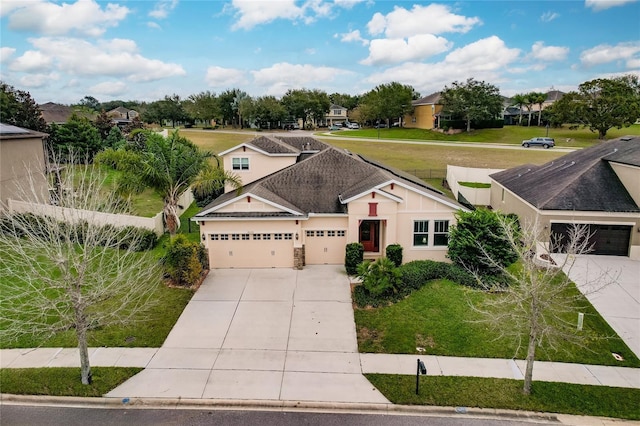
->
left=377, top=119, right=380, bottom=139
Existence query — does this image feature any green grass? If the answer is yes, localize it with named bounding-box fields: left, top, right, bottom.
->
left=366, top=375, right=640, bottom=420
left=458, top=181, right=491, bottom=188
left=326, top=123, right=640, bottom=147
left=0, top=367, right=142, bottom=397
left=355, top=280, right=639, bottom=367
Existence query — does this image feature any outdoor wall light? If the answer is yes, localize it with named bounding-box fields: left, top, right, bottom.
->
left=295, top=233, right=299, bottom=240
left=201, top=234, right=205, bottom=241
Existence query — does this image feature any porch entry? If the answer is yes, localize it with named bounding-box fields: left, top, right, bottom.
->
left=359, top=220, right=380, bottom=252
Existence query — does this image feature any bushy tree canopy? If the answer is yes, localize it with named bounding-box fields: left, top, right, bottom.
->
left=441, top=78, right=503, bottom=132
left=0, top=81, right=47, bottom=132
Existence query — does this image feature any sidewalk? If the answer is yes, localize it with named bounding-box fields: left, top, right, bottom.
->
left=2, top=347, right=638, bottom=390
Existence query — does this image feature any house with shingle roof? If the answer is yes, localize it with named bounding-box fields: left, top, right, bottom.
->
left=490, top=136, right=640, bottom=259
left=195, top=136, right=468, bottom=269
left=404, top=92, right=442, bottom=130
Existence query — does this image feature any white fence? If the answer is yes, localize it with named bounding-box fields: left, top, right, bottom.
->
left=446, top=165, right=504, bottom=206
left=7, top=189, right=195, bottom=237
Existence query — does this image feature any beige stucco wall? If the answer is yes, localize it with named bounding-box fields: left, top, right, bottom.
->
left=222, top=147, right=297, bottom=191
left=0, top=136, right=48, bottom=208
left=610, top=162, right=640, bottom=207
left=404, top=104, right=443, bottom=129
left=490, top=180, right=640, bottom=259
left=447, top=165, right=504, bottom=207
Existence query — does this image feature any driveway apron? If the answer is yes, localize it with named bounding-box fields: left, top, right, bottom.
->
left=106, top=266, right=388, bottom=404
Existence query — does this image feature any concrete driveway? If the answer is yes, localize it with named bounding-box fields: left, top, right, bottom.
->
left=554, top=255, right=640, bottom=359
left=107, top=266, right=388, bottom=404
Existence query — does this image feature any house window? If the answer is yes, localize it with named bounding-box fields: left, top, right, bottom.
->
left=333, top=109, right=342, bottom=115
left=337, top=230, right=345, bottom=237
left=210, top=234, right=219, bottom=240
left=242, top=234, right=250, bottom=240
left=501, top=188, right=505, bottom=202
left=262, top=233, right=271, bottom=240
left=413, top=221, right=429, bottom=246
left=253, top=234, right=261, bottom=240
left=220, top=234, right=229, bottom=240
left=232, top=234, right=240, bottom=240
left=274, top=233, right=283, bottom=240
left=433, top=220, right=449, bottom=246
left=232, top=157, right=249, bottom=171
left=284, top=233, right=293, bottom=240
left=306, top=230, right=314, bottom=237
left=316, top=230, right=324, bottom=237
left=369, top=203, right=378, bottom=217
left=327, top=230, right=336, bottom=237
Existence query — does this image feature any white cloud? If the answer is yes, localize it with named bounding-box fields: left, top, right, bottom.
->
left=149, top=0, right=179, bottom=19
left=251, top=62, right=352, bottom=96
left=19, top=72, right=58, bottom=88
left=540, top=11, right=559, bottom=22
left=89, top=81, right=128, bottom=96
left=530, top=41, right=569, bottom=61
left=19, top=37, right=186, bottom=82
left=585, top=0, right=638, bottom=11
left=9, top=50, right=53, bottom=72
left=333, top=0, right=366, bottom=9
left=230, top=0, right=303, bottom=30
left=366, top=4, right=481, bottom=38
left=339, top=30, right=369, bottom=46
left=365, top=36, right=521, bottom=95
left=0, top=0, right=32, bottom=17
left=361, top=34, right=452, bottom=66
left=205, top=66, right=247, bottom=87
left=627, top=58, right=640, bottom=68
left=147, top=22, right=162, bottom=30
left=1, top=47, right=16, bottom=62
left=6, top=0, right=129, bottom=37
left=580, top=41, right=640, bottom=67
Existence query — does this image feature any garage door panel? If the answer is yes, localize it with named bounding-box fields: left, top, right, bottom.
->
left=304, top=230, right=346, bottom=265
left=207, top=234, right=294, bottom=268
left=550, top=223, right=631, bottom=256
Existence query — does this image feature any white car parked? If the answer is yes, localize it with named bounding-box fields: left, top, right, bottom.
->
left=347, top=122, right=360, bottom=129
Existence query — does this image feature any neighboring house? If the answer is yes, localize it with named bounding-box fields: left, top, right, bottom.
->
left=39, top=102, right=74, bottom=125
left=490, top=136, right=640, bottom=259
left=0, top=123, right=49, bottom=209
left=322, top=104, right=348, bottom=127
left=403, top=92, right=443, bottom=130
left=107, top=107, right=139, bottom=129
left=503, top=89, right=565, bottom=125
left=194, top=136, right=468, bottom=269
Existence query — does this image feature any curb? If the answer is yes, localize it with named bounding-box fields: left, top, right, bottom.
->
left=2, top=394, right=635, bottom=425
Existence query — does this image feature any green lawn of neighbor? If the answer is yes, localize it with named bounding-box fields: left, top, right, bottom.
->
left=0, top=368, right=143, bottom=397
left=355, top=280, right=639, bottom=368
left=366, top=375, right=640, bottom=420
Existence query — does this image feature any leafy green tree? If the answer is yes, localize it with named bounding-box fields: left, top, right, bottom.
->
left=329, top=93, right=360, bottom=110
left=281, top=89, right=331, bottom=128
left=440, top=78, right=503, bottom=132
left=93, top=110, right=114, bottom=141
left=218, top=88, right=239, bottom=127
left=48, top=114, right=103, bottom=161
left=104, top=126, right=126, bottom=149
left=253, top=96, right=288, bottom=129
left=550, top=75, right=640, bottom=139
left=79, top=95, right=100, bottom=111
left=0, top=82, right=48, bottom=132
left=447, top=209, right=519, bottom=276
left=184, top=91, right=219, bottom=126
left=96, top=131, right=241, bottom=235
left=365, top=82, right=417, bottom=126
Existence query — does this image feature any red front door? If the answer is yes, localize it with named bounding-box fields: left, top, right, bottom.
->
left=359, top=220, right=380, bottom=252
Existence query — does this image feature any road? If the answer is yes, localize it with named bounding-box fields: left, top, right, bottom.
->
left=0, top=405, right=559, bottom=426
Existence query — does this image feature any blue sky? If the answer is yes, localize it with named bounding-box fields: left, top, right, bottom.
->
left=1, top=0, right=639, bottom=104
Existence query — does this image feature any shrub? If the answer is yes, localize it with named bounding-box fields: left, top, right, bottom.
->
left=385, top=244, right=403, bottom=267
left=163, top=235, right=204, bottom=287
left=398, top=260, right=449, bottom=292
left=445, top=263, right=480, bottom=288
left=345, top=242, right=364, bottom=275
left=357, top=258, right=402, bottom=297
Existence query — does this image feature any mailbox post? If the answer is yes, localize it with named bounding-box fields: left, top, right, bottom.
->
left=416, top=358, right=427, bottom=395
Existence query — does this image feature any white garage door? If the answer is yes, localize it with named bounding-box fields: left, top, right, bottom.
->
left=304, top=229, right=347, bottom=265
left=207, top=232, right=294, bottom=268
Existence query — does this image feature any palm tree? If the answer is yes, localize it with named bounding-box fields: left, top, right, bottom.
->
left=529, top=92, right=548, bottom=126
left=510, top=94, right=527, bottom=125
left=523, top=93, right=535, bottom=126
left=97, top=131, right=241, bottom=236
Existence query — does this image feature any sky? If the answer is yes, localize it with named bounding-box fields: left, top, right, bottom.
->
left=1, top=0, right=639, bottom=105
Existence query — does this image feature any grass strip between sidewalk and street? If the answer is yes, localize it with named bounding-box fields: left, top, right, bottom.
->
left=0, top=367, right=142, bottom=397
left=366, top=374, right=640, bottom=420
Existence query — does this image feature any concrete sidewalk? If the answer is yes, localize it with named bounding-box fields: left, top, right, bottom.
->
left=2, top=347, right=639, bottom=390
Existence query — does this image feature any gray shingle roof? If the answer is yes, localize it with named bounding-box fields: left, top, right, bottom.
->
left=491, top=137, right=640, bottom=212
left=199, top=143, right=464, bottom=217
left=245, top=135, right=329, bottom=155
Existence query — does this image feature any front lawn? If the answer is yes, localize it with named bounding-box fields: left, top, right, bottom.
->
left=355, top=280, right=639, bottom=367
left=366, top=375, right=640, bottom=420
left=0, top=368, right=142, bottom=397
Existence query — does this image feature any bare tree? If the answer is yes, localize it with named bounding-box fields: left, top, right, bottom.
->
left=0, top=155, right=162, bottom=384
left=470, top=216, right=611, bottom=395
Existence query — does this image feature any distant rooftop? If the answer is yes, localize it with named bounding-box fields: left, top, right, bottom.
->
left=0, top=123, right=30, bottom=134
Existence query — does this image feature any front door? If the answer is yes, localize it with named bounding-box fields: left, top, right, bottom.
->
left=359, top=220, right=380, bottom=252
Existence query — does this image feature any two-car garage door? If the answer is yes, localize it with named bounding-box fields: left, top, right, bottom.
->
left=207, top=232, right=294, bottom=268
left=550, top=223, right=632, bottom=256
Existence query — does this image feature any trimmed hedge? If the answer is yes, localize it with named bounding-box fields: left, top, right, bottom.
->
left=345, top=242, right=364, bottom=275
left=0, top=213, right=157, bottom=251
left=385, top=244, right=403, bottom=267
left=163, top=235, right=207, bottom=287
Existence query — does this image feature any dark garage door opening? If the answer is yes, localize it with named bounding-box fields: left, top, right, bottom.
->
left=550, top=223, right=632, bottom=256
